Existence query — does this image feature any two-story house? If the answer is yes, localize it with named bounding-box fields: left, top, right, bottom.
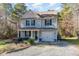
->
left=18, top=10, right=58, bottom=42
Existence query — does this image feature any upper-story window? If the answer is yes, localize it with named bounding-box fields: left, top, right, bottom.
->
left=26, top=19, right=35, bottom=26
left=31, top=20, right=35, bottom=26
left=45, top=19, right=52, bottom=26
left=26, top=20, right=30, bottom=26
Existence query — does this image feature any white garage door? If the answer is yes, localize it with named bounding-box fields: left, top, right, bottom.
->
left=41, top=31, right=56, bottom=41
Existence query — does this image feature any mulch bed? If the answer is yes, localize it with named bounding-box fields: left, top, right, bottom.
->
left=0, top=43, right=31, bottom=55
left=7, top=44, right=31, bottom=53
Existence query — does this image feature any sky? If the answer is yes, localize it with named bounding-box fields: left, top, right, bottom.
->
left=26, top=3, right=63, bottom=12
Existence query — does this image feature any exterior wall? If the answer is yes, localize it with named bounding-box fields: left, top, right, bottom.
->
left=35, top=19, right=41, bottom=28
left=41, top=17, right=57, bottom=28
left=20, top=19, right=41, bottom=28
left=20, top=20, right=26, bottom=28
left=19, top=17, right=57, bottom=29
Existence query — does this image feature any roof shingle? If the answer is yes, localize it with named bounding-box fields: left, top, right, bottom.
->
left=22, top=10, right=57, bottom=18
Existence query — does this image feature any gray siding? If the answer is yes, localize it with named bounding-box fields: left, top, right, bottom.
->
left=19, top=17, right=57, bottom=29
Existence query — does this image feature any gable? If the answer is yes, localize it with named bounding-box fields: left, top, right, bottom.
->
left=22, top=11, right=40, bottom=18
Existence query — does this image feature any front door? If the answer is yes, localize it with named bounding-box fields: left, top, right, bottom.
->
left=34, top=31, right=38, bottom=40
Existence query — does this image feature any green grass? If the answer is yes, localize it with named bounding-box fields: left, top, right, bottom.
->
left=0, top=40, right=8, bottom=53
left=23, top=40, right=28, bottom=44
left=63, top=39, right=79, bottom=45
left=0, top=40, right=9, bottom=53
left=62, top=37, right=78, bottom=39
left=0, top=45, right=7, bottom=49
left=0, top=41, right=6, bottom=45
left=0, top=39, right=12, bottom=45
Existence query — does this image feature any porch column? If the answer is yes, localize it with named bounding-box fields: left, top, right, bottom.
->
left=17, top=31, right=20, bottom=38
left=31, top=31, right=33, bottom=38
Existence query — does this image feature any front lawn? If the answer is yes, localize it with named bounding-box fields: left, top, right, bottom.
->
left=63, top=39, right=79, bottom=45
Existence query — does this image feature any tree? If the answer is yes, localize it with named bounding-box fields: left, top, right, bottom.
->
left=3, top=3, right=13, bottom=15
left=11, top=3, right=27, bottom=21
left=10, top=3, right=27, bottom=38
left=58, top=4, right=75, bottom=37
left=0, top=3, right=16, bottom=39
left=0, top=3, right=28, bottom=39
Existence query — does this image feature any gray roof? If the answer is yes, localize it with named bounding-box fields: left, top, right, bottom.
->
left=22, top=11, right=40, bottom=18
left=37, top=10, right=57, bottom=15
left=22, top=10, right=57, bottom=18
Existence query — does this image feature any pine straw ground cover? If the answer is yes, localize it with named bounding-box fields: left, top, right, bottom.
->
left=0, top=40, right=31, bottom=55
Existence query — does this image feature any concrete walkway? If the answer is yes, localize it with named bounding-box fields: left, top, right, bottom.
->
left=3, top=41, right=79, bottom=56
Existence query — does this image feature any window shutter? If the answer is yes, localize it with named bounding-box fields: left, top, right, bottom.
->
left=19, top=31, right=20, bottom=37
left=45, top=19, right=46, bottom=26
left=50, top=19, right=52, bottom=25
left=25, top=31, right=26, bottom=36
left=31, top=20, right=35, bottom=26
left=29, top=31, right=31, bottom=36
left=26, top=20, right=27, bottom=26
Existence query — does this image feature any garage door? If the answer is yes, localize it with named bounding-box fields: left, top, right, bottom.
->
left=41, top=31, right=56, bottom=41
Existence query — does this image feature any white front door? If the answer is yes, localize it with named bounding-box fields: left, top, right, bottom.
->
left=41, top=31, right=56, bottom=41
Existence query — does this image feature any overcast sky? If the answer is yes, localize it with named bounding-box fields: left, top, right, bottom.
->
left=26, top=3, right=63, bottom=12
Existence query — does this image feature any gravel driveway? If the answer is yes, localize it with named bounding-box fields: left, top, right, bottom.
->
left=3, top=41, right=79, bottom=56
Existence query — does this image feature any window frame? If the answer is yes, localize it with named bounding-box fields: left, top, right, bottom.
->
left=45, top=19, right=52, bottom=26
left=26, top=19, right=35, bottom=26
left=25, top=31, right=31, bottom=37
left=31, top=20, right=35, bottom=26
left=26, top=20, right=30, bottom=26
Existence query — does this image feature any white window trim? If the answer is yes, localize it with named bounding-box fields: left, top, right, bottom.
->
left=26, top=19, right=35, bottom=27
left=45, top=19, right=52, bottom=26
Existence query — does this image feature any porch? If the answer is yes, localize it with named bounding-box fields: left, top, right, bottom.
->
left=18, top=29, right=40, bottom=41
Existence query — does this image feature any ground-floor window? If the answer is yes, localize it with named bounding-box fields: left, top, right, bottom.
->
left=19, top=31, right=39, bottom=40
left=25, top=31, right=31, bottom=38
left=19, top=31, right=20, bottom=37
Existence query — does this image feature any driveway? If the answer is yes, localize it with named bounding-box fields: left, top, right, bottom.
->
left=3, top=41, right=79, bottom=56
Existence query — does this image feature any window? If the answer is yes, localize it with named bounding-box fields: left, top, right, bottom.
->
left=31, top=20, right=35, bottom=26
left=50, top=19, right=52, bottom=25
left=26, top=19, right=35, bottom=26
left=19, top=31, right=20, bottom=37
left=45, top=19, right=52, bottom=26
left=25, top=31, right=31, bottom=37
left=26, top=20, right=30, bottom=26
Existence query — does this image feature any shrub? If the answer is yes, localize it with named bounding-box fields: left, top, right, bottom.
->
left=22, top=38, right=29, bottom=40
left=23, top=40, right=28, bottom=44
left=0, top=41, right=6, bottom=45
left=27, top=39, right=35, bottom=45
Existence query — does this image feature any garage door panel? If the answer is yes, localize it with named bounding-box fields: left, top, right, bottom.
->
left=41, top=31, right=56, bottom=41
